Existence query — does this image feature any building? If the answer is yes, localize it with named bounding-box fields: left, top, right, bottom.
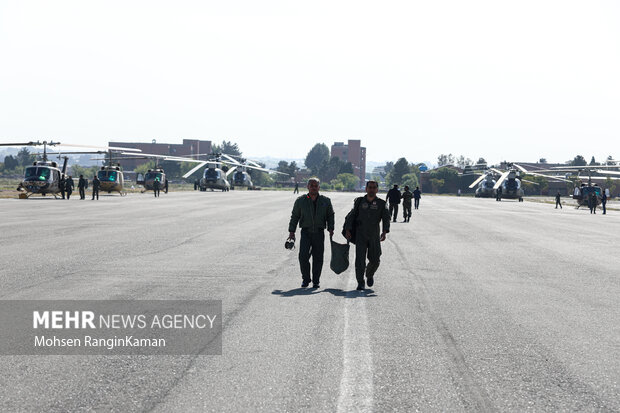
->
left=107, top=139, right=212, bottom=170
left=330, top=139, right=366, bottom=188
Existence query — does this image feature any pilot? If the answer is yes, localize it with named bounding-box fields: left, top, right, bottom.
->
left=345, top=180, right=390, bottom=290
left=153, top=178, right=161, bottom=197
left=288, top=178, right=335, bottom=289
left=386, top=184, right=401, bottom=223
left=92, top=175, right=100, bottom=200
left=588, top=192, right=597, bottom=214
left=64, top=175, right=74, bottom=200
left=413, top=186, right=422, bottom=209
left=401, top=185, right=413, bottom=222
left=59, top=175, right=66, bottom=199
left=78, top=175, right=87, bottom=200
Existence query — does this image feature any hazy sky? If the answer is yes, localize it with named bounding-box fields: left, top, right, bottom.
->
left=1, top=0, right=619, bottom=165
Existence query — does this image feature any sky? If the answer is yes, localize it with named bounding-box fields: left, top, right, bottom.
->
left=1, top=0, right=619, bottom=165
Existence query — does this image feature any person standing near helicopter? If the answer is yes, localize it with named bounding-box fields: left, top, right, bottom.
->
left=153, top=178, right=161, bottom=197
left=78, top=175, right=87, bottom=200
left=92, top=175, right=100, bottom=200
left=64, top=176, right=74, bottom=200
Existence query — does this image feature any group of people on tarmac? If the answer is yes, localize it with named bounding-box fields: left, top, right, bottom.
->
left=555, top=190, right=609, bottom=214
left=288, top=178, right=417, bottom=291
left=60, top=175, right=101, bottom=200
left=386, top=184, right=421, bottom=223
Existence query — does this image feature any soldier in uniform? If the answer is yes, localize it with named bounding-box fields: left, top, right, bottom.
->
left=413, top=186, right=422, bottom=209
left=153, top=178, right=161, bottom=197
left=64, top=176, right=74, bottom=199
left=387, top=184, right=401, bottom=223
left=288, top=178, right=335, bottom=288
left=59, top=175, right=66, bottom=199
left=345, top=180, right=390, bottom=291
left=293, top=182, right=299, bottom=194
left=555, top=191, right=562, bottom=209
left=92, top=175, right=100, bottom=200
left=78, top=175, right=87, bottom=200
left=401, top=185, right=413, bottom=222
left=602, top=190, right=607, bottom=215
left=588, top=192, right=597, bottom=214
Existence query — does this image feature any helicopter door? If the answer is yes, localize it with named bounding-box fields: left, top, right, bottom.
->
left=136, top=173, right=145, bottom=186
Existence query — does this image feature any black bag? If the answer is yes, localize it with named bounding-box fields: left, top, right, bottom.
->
left=330, top=239, right=350, bottom=274
left=342, top=197, right=362, bottom=245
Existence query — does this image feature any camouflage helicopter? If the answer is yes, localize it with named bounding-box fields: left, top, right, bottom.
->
left=546, top=165, right=620, bottom=208
left=0, top=141, right=139, bottom=198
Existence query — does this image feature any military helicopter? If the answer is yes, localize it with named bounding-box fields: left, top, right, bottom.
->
left=492, top=163, right=548, bottom=201
left=0, top=141, right=140, bottom=198
left=221, top=154, right=289, bottom=189
left=179, top=153, right=241, bottom=191
left=468, top=169, right=499, bottom=198
left=547, top=165, right=620, bottom=208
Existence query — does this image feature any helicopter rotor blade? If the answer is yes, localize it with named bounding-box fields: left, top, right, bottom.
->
left=489, top=168, right=503, bottom=176
left=494, top=171, right=510, bottom=190
left=513, top=163, right=528, bottom=173
left=225, top=166, right=237, bottom=177
left=468, top=174, right=486, bottom=189
left=521, top=179, right=540, bottom=185
left=54, top=144, right=141, bottom=152
left=182, top=162, right=208, bottom=178
left=524, top=171, right=572, bottom=183
left=594, top=169, right=620, bottom=176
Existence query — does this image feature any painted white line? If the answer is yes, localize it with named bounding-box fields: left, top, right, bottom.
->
left=336, top=274, right=374, bottom=413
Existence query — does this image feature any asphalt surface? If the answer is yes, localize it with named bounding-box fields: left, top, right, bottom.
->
left=0, top=191, right=618, bottom=412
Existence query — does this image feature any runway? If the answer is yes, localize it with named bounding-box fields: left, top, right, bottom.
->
left=0, top=191, right=618, bottom=412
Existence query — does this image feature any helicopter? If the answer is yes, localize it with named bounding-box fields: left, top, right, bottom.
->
left=220, top=154, right=289, bottom=189
left=468, top=169, right=499, bottom=197
left=547, top=165, right=620, bottom=208
left=492, top=163, right=555, bottom=202
left=0, top=141, right=140, bottom=198
left=180, top=153, right=287, bottom=191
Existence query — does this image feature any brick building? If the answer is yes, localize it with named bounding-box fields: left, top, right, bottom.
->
left=108, top=139, right=212, bottom=170
left=330, top=139, right=366, bottom=188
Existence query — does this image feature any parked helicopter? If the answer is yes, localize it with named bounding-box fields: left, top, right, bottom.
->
left=0, top=141, right=140, bottom=198
left=468, top=169, right=499, bottom=198
left=221, top=154, right=289, bottom=189
left=180, top=153, right=288, bottom=191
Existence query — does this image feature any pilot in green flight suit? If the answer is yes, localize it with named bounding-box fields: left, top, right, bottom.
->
left=345, top=180, right=390, bottom=290
left=288, top=178, right=335, bottom=288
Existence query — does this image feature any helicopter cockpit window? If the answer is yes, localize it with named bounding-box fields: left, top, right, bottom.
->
left=98, top=170, right=118, bottom=182
left=145, top=172, right=162, bottom=181
left=205, top=169, right=220, bottom=179
left=25, top=167, right=51, bottom=181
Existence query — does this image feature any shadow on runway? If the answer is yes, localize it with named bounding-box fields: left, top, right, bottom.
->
left=271, top=288, right=377, bottom=298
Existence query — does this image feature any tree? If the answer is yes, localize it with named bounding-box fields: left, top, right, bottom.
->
left=428, top=167, right=459, bottom=193
left=305, top=143, right=330, bottom=172
left=247, top=161, right=273, bottom=187
left=339, top=162, right=354, bottom=175
left=17, top=147, right=35, bottom=167
left=134, top=160, right=156, bottom=176
left=437, top=154, right=455, bottom=167
left=569, top=155, right=587, bottom=166
left=276, top=161, right=300, bottom=178
left=401, top=173, right=420, bottom=189
left=383, top=161, right=394, bottom=175
left=477, top=157, right=486, bottom=165
left=539, top=158, right=547, bottom=163
left=456, top=155, right=472, bottom=169
left=386, top=157, right=411, bottom=186
left=606, top=155, right=615, bottom=165
left=3, top=155, right=18, bottom=170
left=589, top=156, right=598, bottom=166
left=212, top=140, right=242, bottom=156
left=330, top=173, right=359, bottom=191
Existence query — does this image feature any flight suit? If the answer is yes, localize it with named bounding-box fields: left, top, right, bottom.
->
left=78, top=177, right=87, bottom=200
left=92, top=177, right=100, bottom=200
left=59, top=177, right=66, bottom=199
left=387, top=188, right=401, bottom=222
left=64, top=178, right=74, bottom=200
left=153, top=180, right=160, bottom=197
left=346, top=196, right=391, bottom=287
left=413, top=189, right=421, bottom=209
left=288, top=194, right=335, bottom=285
left=402, top=190, right=413, bottom=221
